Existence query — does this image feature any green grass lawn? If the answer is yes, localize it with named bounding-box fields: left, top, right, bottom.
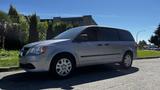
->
left=0, top=49, right=19, bottom=67
left=137, top=49, right=160, bottom=58
left=0, top=49, right=160, bottom=68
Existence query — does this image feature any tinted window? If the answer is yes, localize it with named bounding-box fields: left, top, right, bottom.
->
left=98, top=27, right=119, bottom=41
left=119, top=30, right=134, bottom=41
left=76, top=27, right=98, bottom=41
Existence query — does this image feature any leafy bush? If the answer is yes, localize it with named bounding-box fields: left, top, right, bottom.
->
left=0, top=49, right=19, bottom=67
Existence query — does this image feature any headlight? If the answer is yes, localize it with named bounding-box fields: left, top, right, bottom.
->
left=27, top=46, right=47, bottom=55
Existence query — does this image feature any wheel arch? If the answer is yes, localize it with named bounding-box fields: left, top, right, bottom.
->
left=49, top=52, right=77, bottom=70
left=124, top=50, right=133, bottom=59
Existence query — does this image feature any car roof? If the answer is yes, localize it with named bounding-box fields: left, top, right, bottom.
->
left=76, top=25, right=129, bottom=32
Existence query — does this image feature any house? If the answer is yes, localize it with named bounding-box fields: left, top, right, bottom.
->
left=40, top=15, right=97, bottom=26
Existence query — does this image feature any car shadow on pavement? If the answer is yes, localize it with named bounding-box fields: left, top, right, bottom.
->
left=0, top=64, right=139, bottom=90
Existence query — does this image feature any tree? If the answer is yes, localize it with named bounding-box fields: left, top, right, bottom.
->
left=0, top=11, right=11, bottom=48
left=149, top=24, right=160, bottom=47
left=53, top=22, right=67, bottom=37
left=5, top=5, right=24, bottom=49
left=138, top=40, right=147, bottom=49
left=46, top=21, right=54, bottom=40
left=5, top=23, right=22, bottom=49
left=29, top=14, right=39, bottom=42
left=52, top=22, right=73, bottom=37
left=19, top=15, right=29, bottom=44
left=0, top=11, right=11, bottom=23
left=46, top=21, right=74, bottom=39
left=38, top=21, right=48, bottom=40
left=8, top=5, right=19, bottom=23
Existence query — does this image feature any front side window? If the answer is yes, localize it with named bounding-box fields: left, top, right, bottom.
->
left=75, top=27, right=98, bottom=42
left=54, top=27, right=84, bottom=40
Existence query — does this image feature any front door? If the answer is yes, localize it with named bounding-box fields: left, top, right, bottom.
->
left=73, top=27, right=106, bottom=66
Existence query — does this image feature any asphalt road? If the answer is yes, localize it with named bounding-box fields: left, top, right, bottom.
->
left=0, top=58, right=160, bottom=90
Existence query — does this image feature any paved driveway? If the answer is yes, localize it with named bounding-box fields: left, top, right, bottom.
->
left=0, top=58, right=160, bottom=90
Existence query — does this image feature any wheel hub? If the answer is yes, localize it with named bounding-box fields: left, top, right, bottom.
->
left=124, top=55, right=131, bottom=67
left=56, top=58, right=72, bottom=76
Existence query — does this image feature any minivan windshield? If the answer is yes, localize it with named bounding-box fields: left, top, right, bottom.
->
left=54, top=27, right=84, bottom=40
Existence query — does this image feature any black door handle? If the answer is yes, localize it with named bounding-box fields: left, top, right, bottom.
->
left=97, top=44, right=103, bottom=46
left=104, top=43, right=109, bottom=46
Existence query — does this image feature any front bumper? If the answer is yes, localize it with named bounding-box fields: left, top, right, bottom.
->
left=20, top=63, right=35, bottom=69
left=19, top=55, right=50, bottom=72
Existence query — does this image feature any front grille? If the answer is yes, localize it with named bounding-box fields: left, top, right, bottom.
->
left=22, top=47, right=30, bottom=56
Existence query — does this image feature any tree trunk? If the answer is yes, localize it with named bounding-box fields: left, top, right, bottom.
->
left=0, top=23, right=5, bottom=49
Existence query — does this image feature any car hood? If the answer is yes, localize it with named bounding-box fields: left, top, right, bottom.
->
left=24, top=39, right=70, bottom=47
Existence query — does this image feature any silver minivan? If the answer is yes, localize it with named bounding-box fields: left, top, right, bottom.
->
left=19, top=25, right=137, bottom=78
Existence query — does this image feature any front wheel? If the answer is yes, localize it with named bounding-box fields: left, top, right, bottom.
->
left=120, top=52, right=133, bottom=69
left=49, top=55, right=75, bottom=78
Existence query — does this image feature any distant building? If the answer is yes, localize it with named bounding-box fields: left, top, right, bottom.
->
left=40, top=15, right=97, bottom=26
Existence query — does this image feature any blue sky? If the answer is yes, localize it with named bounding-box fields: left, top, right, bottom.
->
left=0, top=0, right=160, bottom=43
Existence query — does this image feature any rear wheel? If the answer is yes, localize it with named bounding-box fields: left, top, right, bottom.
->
left=121, top=52, right=133, bottom=69
left=49, top=55, right=75, bottom=78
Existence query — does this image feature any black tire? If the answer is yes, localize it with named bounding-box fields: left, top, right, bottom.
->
left=49, top=54, right=75, bottom=79
left=120, top=52, right=133, bottom=69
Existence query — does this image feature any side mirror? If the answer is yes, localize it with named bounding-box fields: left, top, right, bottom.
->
left=80, top=33, right=88, bottom=41
left=74, top=33, right=88, bottom=42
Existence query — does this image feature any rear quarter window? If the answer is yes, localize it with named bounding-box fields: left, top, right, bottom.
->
left=118, top=30, right=134, bottom=41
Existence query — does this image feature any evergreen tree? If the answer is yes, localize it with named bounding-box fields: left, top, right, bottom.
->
left=29, top=14, right=39, bottom=42
left=0, top=11, right=11, bottom=48
left=8, top=5, right=19, bottom=23
left=19, top=15, right=29, bottom=44
left=46, top=21, right=54, bottom=40
left=0, top=11, right=11, bottom=22
left=38, top=21, right=48, bottom=40
left=53, top=22, right=73, bottom=37
left=53, top=22, right=67, bottom=37
left=138, top=40, right=147, bottom=49
left=149, top=24, right=160, bottom=47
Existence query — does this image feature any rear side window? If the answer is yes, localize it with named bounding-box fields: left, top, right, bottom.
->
left=119, top=30, right=134, bottom=41
left=98, top=27, right=119, bottom=41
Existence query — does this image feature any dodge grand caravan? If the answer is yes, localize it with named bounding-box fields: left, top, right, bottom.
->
left=19, top=25, right=137, bottom=78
